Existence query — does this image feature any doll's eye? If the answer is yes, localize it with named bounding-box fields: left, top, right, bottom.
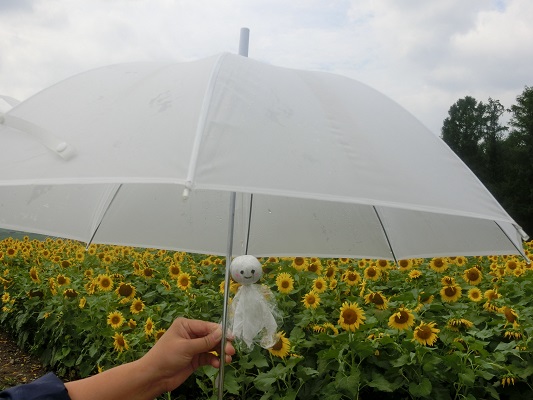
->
left=240, top=270, right=244, bottom=275
left=251, top=269, right=255, bottom=274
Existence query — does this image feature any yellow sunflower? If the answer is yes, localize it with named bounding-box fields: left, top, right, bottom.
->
left=505, top=260, right=519, bottom=274
left=429, top=257, right=448, bottom=273
left=75, top=251, right=85, bottom=262
left=484, top=289, right=500, bottom=301
left=388, top=307, right=415, bottom=330
left=302, top=291, right=320, bottom=309
left=160, top=279, right=172, bottom=291
left=501, top=375, right=517, bottom=387
left=79, top=297, right=86, bottom=309
left=173, top=252, right=186, bottom=263
left=503, top=328, right=522, bottom=340
left=455, top=256, right=467, bottom=266
left=440, top=285, right=462, bottom=303
left=364, top=291, right=388, bottom=310
left=29, top=266, right=40, bottom=283
left=441, top=276, right=455, bottom=286
left=342, top=270, right=361, bottom=286
left=501, top=307, right=519, bottom=325
left=338, top=302, right=366, bottom=332
left=408, top=270, right=422, bottom=280
left=467, top=287, right=482, bottom=302
left=418, top=292, right=434, bottom=305
left=484, top=301, right=499, bottom=313
left=168, top=263, right=181, bottom=279
left=268, top=331, right=290, bottom=358
left=447, top=318, right=473, bottom=331
left=307, top=260, right=322, bottom=275
left=116, top=282, right=136, bottom=300
left=63, top=288, right=78, bottom=298
left=363, top=266, right=380, bottom=281
left=463, top=267, right=482, bottom=285
left=324, top=265, right=337, bottom=279
left=97, top=274, right=114, bottom=291
left=154, top=328, right=166, bottom=342
left=312, top=277, right=328, bottom=294
left=112, top=332, right=129, bottom=352
left=291, top=257, right=308, bottom=271
left=177, top=272, right=192, bottom=290
left=314, top=322, right=339, bottom=335
left=1, top=293, right=10, bottom=303
left=130, top=298, right=145, bottom=314
left=56, top=274, right=71, bottom=287
left=413, top=322, right=439, bottom=346
left=329, top=278, right=338, bottom=290
left=107, top=311, right=125, bottom=330
left=398, top=259, right=413, bottom=271
left=142, top=267, right=155, bottom=279
left=276, top=273, right=294, bottom=294
left=144, top=317, right=155, bottom=336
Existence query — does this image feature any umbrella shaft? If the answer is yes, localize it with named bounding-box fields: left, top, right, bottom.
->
left=218, top=191, right=236, bottom=398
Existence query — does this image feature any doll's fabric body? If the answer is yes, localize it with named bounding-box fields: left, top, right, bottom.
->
left=230, top=283, right=278, bottom=350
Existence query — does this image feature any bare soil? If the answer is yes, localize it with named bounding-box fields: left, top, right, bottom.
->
left=0, top=328, right=47, bottom=390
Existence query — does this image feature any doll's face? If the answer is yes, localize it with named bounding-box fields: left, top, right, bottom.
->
left=230, top=255, right=263, bottom=285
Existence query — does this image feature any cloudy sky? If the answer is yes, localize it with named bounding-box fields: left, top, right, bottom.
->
left=0, top=0, right=532, bottom=135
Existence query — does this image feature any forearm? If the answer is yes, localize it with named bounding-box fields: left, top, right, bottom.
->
left=65, top=359, right=166, bottom=400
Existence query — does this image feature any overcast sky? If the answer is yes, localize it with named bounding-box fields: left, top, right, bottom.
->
left=1, top=0, right=532, bottom=135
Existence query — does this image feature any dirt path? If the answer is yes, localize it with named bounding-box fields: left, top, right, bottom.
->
left=0, top=328, right=47, bottom=390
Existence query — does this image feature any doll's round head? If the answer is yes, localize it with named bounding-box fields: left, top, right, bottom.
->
left=230, top=255, right=263, bottom=285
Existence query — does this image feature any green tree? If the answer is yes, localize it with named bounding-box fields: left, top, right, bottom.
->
left=441, top=89, right=533, bottom=238
left=441, top=96, right=487, bottom=180
left=480, top=98, right=507, bottom=197
left=503, top=86, right=533, bottom=236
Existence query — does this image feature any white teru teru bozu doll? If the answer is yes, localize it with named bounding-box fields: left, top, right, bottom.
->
left=227, top=255, right=280, bottom=351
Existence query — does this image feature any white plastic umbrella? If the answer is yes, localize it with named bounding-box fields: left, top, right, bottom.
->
left=0, top=35, right=528, bottom=396
left=0, top=53, right=527, bottom=260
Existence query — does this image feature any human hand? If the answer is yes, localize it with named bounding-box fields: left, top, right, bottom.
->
left=138, top=317, right=235, bottom=393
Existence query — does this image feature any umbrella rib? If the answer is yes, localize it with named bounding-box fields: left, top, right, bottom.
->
left=1, top=114, right=76, bottom=160
left=494, top=221, right=530, bottom=264
left=244, top=193, right=254, bottom=255
left=182, top=53, right=227, bottom=199
left=372, top=206, right=399, bottom=265
left=86, top=184, right=123, bottom=249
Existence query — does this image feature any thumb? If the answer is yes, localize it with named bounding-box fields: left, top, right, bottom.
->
left=188, top=327, right=223, bottom=355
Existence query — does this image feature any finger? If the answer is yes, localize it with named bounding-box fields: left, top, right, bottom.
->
left=186, top=327, right=223, bottom=355
left=179, top=318, right=221, bottom=339
left=224, top=340, right=236, bottom=357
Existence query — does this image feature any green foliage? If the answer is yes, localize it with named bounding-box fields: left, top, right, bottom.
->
left=441, top=87, right=533, bottom=236
left=1, top=236, right=533, bottom=399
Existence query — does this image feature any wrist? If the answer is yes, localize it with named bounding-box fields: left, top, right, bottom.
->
left=131, top=358, right=169, bottom=398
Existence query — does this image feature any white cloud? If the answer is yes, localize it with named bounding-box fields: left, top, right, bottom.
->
left=0, top=0, right=532, bottom=134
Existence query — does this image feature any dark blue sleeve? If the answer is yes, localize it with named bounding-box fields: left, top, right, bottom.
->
left=0, top=372, right=71, bottom=400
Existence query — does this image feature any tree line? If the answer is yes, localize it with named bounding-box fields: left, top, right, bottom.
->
left=441, top=86, right=533, bottom=239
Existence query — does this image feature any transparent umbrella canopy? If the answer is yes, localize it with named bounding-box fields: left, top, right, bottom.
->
left=0, top=30, right=528, bottom=397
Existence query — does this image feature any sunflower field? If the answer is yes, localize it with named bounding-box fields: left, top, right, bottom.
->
left=1, top=236, right=532, bottom=399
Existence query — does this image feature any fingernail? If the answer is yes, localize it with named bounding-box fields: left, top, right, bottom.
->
left=212, top=327, right=222, bottom=340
